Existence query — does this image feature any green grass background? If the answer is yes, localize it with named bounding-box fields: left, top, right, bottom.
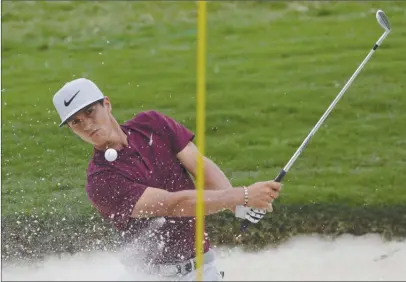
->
left=2, top=1, right=406, bottom=252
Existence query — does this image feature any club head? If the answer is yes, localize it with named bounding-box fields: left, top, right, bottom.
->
left=376, top=10, right=391, bottom=32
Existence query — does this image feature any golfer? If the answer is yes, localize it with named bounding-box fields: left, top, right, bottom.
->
left=52, top=78, right=281, bottom=281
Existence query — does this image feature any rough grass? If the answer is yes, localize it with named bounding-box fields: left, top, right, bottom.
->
left=2, top=1, right=406, bottom=258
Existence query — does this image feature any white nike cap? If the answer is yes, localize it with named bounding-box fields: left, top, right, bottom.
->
left=53, top=78, right=105, bottom=127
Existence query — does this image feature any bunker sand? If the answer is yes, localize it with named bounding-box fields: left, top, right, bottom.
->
left=2, top=234, right=405, bottom=281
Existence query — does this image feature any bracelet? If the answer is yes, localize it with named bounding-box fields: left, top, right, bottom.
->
left=243, top=186, right=248, bottom=207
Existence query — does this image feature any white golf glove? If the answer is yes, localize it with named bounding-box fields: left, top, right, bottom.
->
left=235, top=205, right=268, bottom=223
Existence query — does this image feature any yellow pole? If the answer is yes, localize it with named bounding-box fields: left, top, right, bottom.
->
left=195, top=0, right=207, bottom=281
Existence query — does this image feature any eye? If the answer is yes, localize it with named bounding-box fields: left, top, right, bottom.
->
left=85, top=107, right=94, bottom=115
left=71, top=119, right=80, bottom=125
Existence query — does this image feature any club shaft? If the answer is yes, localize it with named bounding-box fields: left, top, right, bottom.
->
left=282, top=30, right=389, bottom=174
left=240, top=29, right=390, bottom=233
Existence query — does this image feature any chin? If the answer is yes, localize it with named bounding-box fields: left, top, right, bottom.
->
left=92, top=135, right=109, bottom=147
left=90, top=136, right=104, bottom=146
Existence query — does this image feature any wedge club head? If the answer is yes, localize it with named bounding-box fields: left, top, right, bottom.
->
left=376, top=10, right=391, bottom=32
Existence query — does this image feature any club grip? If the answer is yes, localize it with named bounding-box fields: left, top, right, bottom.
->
left=240, top=219, right=251, bottom=232
left=239, top=169, right=287, bottom=233
left=274, top=169, right=286, bottom=183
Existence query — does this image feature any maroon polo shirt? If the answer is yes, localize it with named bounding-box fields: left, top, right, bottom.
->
left=86, top=110, right=210, bottom=264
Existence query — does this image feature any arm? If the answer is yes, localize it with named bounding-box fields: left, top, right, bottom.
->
left=88, top=171, right=279, bottom=229
left=88, top=172, right=245, bottom=228
left=131, top=186, right=245, bottom=218
left=145, top=111, right=232, bottom=191
left=177, top=141, right=233, bottom=191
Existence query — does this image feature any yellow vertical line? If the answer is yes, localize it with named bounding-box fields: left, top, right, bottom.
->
left=195, top=0, right=207, bottom=281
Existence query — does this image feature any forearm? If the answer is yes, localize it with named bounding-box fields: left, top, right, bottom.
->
left=170, top=187, right=245, bottom=217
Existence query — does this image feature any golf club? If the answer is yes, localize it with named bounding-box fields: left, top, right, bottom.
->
left=240, top=10, right=392, bottom=232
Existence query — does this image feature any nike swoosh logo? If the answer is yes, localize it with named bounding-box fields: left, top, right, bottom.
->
left=64, top=90, right=80, bottom=107
left=149, top=133, right=153, bottom=146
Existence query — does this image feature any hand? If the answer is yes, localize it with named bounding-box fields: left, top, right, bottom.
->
left=245, top=180, right=281, bottom=210
left=235, top=205, right=268, bottom=223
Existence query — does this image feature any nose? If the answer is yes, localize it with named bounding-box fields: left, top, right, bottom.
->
left=82, top=119, right=94, bottom=132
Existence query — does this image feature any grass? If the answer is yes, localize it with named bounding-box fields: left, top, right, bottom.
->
left=2, top=1, right=406, bottom=222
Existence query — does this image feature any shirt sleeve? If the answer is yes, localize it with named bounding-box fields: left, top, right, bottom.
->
left=151, top=111, right=195, bottom=154
left=86, top=172, right=148, bottom=230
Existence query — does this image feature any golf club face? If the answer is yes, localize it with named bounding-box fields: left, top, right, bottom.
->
left=376, top=10, right=391, bottom=32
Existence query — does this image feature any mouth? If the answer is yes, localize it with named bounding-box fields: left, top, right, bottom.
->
left=89, top=129, right=99, bottom=137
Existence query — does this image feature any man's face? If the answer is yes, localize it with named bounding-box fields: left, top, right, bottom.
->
left=66, top=97, right=114, bottom=147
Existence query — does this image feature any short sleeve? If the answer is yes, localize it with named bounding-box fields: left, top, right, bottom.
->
left=86, top=172, right=148, bottom=230
left=151, top=111, right=195, bottom=154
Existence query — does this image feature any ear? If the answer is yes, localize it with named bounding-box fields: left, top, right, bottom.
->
left=104, top=96, right=112, bottom=112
